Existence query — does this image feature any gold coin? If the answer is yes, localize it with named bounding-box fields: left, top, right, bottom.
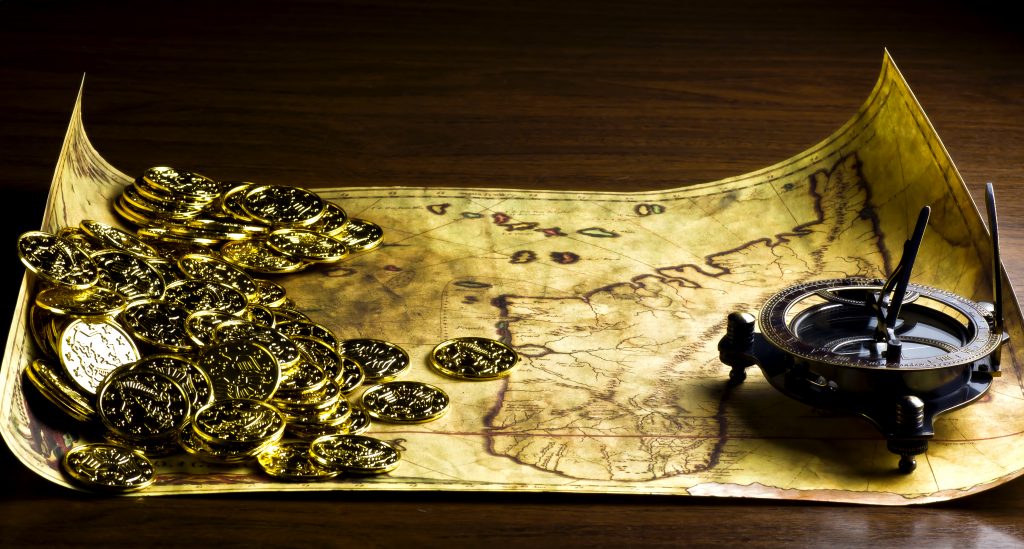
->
left=80, top=220, right=160, bottom=258
left=58, top=318, right=140, bottom=395
left=256, top=441, right=339, bottom=481
left=246, top=304, right=276, bottom=327
left=214, top=320, right=302, bottom=369
left=272, top=307, right=310, bottom=324
left=177, top=254, right=259, bottom=301
left=291, top=335, right=342, bottom=375
left=310, top=202, right=349, bottom=236
left=185, top=218, right=268, bottom=237
left=56, top=226, right=105, bottom=255
left=218, top=183, right=256, bottom=221
left=17, top=231, right=99, bottom=289
left=277, top=358, right=329, bottom=395
left=138, top=226, right=222, bottom=247
left=130, top=354, right=214, bottom=411
left=338, top=339, right=409, bottom=381
left=276, top=321, right=339, bottom=349
left=361, top=381, right=450, bottom=424
left=339, top=406, right=371, bottom=435
left=120, top=300, right=195, bottom=352
left=309, top=434, right=400, bottom=474
left=336, top=356, right=366, bottom=394
left=192, top=399, right=285, bottom=446
left=122, top=185, right=205, bottom=220
left=142, top=167, right=221, bottom=201
left=184, top=310, right=237, bottom=347
left=164, top=279, right=248, bottom=315
left=266, top=229, right=348, bottom=263
left=35, top=286, right=126, bottom=317
left=62, top=443, right=155, bottom=492
left=219, top=239, right=307, bottom=274
left=91, top=249, right=166, bottom=301
left=430, top=337, right=520, bottom=380
left=333, top=218, right=383, bottom=253
left=97, top=367, right=191, bottom=441
left=240, top=185, right=326, bottom=227
left=253, top=278, right=287, bottom=307
left=199, top=340, right=281, bottom=401
left=24, top=359, right=94, bottom=422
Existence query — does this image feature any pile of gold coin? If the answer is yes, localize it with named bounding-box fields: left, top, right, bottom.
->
left=17, top=166, right=519, bottom=493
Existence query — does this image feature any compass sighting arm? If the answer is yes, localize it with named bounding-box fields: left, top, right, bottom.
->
left=986, top=183, right=1003, bottom=333
left=874, top=206, right=931, bottom=363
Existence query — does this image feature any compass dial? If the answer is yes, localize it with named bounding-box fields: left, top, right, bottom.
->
left=760, top=278, right=1000, bottom=370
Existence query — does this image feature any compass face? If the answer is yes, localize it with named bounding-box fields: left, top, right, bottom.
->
left=760, top=278, right=1001, bottom=369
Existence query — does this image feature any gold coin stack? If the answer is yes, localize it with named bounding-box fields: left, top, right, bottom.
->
left=17, top=166, right=519, bottom=492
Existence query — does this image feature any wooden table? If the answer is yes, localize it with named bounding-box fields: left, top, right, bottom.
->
left=2, top=1, right=1023, bottom=546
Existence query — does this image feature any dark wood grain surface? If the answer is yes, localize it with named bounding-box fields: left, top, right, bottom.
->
left=2, top=1, right=1024, bottom=546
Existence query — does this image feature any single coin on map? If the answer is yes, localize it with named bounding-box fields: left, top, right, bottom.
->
left=430, top=337, right=520, bottom=380
left=338, top=339, right=409, bottom=382
left=62, top=443, right=156, bottom=492
left=361, top=381, right=450, bottom=423
left=17, top=231, right=99, bottom=289
left=309, top=434, right=400, bottom=474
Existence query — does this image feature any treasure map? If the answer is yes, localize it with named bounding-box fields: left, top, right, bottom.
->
left=4, top=52, right=1024, bottom=504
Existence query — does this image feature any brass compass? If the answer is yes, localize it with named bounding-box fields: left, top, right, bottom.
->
left=719, top=184, right=1009, bottom=473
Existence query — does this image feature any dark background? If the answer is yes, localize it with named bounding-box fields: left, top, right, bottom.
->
left=2, top=1, right=1023, bottom=546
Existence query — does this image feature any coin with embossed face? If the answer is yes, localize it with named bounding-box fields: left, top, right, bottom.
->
left=276, top=358, right=329, bottom=395
left=184, top=310, right=238, bottom=347
left=361, top=381, right=450, bottom=424
left=338, top=339, right=409, bottom=381
left=246, top=304, right=276, bottom=327
left=131, top=354, right=214, bottom=411
left=214, top=320, right=302, bottom=369
left=18, top=231, right=99, bottom=289
left=332, top=218, right=383, bottom=253
left=241, top=185, right=326, bottom=227
left=62, top=443, right=155, bottom=492
left=253, top=278, right=287, bottom=307
left=266, top=229, right=348, bottom=263
left=177, top=254, right=259, bottom=301
left=335, top=356, right=366, bottom=394
left=192, top=399, right=285, bottom=445
left=219, top=239, right=308, bottom=274
left=35, top=286, right=126, bottom=317
left=218, top=183, right=256, bottom=221
left=310, top=434, right=400, bottom=474
left=142, top=167, right=222, bottom=201
left=199, top=340, right=281, bottom=401
left=257, top=441, right=340, bottom=481
left=430, top=337, right=520, bottom=380
left=80, top=220, right=161, bottom=258
left=97, top=367, right=191, bottom=441
left=164, top=279, right=248, bottom=316
left=339, top=406, right=371, bottom=435
left=276, top=321, right=339, bottom=349
left=121, top=300, right=195, bottom=352
left=310, top=202, right=349, bottom=236
left=57, top=318, right=140, bottom=396
left=91, top=250, right=166, bottom=301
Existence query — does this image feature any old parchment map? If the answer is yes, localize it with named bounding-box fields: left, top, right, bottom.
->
left=4, top=52, right=1024, bottom=504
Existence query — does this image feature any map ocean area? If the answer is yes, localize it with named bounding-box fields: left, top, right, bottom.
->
left=3, top=52, right=1024, bottom=504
